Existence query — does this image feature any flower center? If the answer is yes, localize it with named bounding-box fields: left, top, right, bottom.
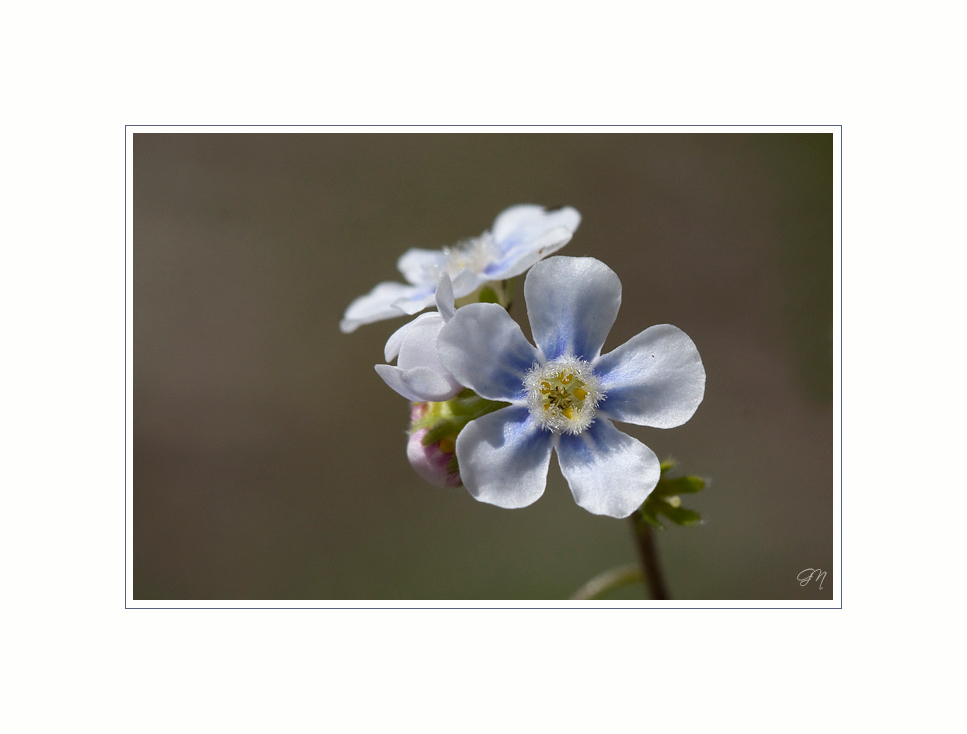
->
left=441, top=233, right=499, bottom=277
left=524, top=356, right=604, bottom=435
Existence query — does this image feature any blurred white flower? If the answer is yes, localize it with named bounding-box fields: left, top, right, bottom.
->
left=374, top=273, right=462, bottom=402
left=437, top=256, right=706, bottom=519
left=340, top=204, right=580, bottom=333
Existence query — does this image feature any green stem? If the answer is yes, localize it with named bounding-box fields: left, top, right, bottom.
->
left=570, top=564, right=643, bottom=600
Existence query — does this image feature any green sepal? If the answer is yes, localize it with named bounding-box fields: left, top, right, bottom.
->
left=422, top=420, right=461, bottom=446
left=411, top=390, right=509, bottom=447
left=446, top=454, right=459, bottom=475
left=477, top=286, right=500, bottom=304
left=655, top=504, right=702, bottom=526
left=651, top=475, right=705, bottom=496
left=636, top=459, right=709, bottom=528
left=635, top=507, right=664, bottom=529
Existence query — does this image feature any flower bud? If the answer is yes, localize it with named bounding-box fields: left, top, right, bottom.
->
left=407, top=403, right=461, bottom=488
left=405, top=392, right=509, bottom=489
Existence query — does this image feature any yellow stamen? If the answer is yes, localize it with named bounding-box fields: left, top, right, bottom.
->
left=540, top=381, right=551, bottom=394
left=573, top=387, right=587, bottom=401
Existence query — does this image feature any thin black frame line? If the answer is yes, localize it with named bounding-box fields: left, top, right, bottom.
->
left=124, top=124, right=842, bottom=129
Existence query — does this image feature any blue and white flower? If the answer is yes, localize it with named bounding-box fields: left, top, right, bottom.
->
left=340, top=204, right=581, bottom=333
left=436, top=256, right=706, bottom=519
left=375, top=273, right=463, bottom=402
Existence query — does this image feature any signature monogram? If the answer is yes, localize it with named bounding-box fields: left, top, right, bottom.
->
left=797, top=568, right=827, bottom=590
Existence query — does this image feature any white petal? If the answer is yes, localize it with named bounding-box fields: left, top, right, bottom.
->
left=397, top=314, right=460, bottom=392
left=594, top=324, right=705, bottom=428
left=397, top=248, right=446, bottom=286
left=375, top=364, right=461, bottom=402
left=384, top=316, right=427, bottom=362
left=435, top=272, right=455, bottom=322
left=393, top=290, right=437, bottom=315
left=492, top=205, right=581, bottom=245
left=380, top=312, right=462, bottom=400
left=524, top=256, right=621, bottom=362
left=456, top=405, right=554, bottom=509
left=383, top=313, right=443, bottom=362
left=437, top=303, right=541, bottom=401
left=449, top=268, right=485, bottom=299
left=557, top=419, right=660, bottom=518
left=484, top=226, right=576, bottom=281
left=485, top=205, right=581, bottom=281
left=340, top=281, right=429, bottom=333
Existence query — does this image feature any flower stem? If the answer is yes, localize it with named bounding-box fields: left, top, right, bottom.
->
left=630, top=512, right=671, bottom=600
left=570, top=564, right=642, bottom=600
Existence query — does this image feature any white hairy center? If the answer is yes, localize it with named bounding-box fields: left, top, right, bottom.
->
left=524, top=356, right=603, bottom=435
left=441, top=233, right=499, bottom=277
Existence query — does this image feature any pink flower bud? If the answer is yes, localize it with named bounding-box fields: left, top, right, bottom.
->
left=406, top=402, right=461, bottom=488
left=406, top=428, right=462, bottom=488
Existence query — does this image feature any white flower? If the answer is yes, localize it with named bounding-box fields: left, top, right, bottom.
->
left=436, top=256, right=706, bottom=519
left=374, top=273, right=463, bottom=402
left=340, top=204, right=581, bottom=333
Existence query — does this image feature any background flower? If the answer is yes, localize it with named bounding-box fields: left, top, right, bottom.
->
left=374, top=273, right=463, bottom=402
left=340, top=204, right=580, bottom=333
left=437, top=256, right=705, bottom=519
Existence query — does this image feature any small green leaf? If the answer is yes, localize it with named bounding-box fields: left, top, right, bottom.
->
left=656, top=504, right=702, bottom=526
left=654, top=475, right=705, bottom=496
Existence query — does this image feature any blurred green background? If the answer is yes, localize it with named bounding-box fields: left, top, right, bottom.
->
left=134, top=132, right=833, bottom=600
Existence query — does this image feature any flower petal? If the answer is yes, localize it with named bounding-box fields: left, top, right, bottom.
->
left=484, top=226, right=576, bottom=281
left=397, top=248, right=446, bottom=286
left=594, top=324, right=705, bottom=428
left=485, top=205, right=581, bottom=281
left=398, top=316, right=462, bottom=396
left=384, top=313, right=436, bottom=362
left=524, top=256, right=621, bottom=362
left=340, top=281, right=430, bottom=333
left=375, top=364, right=461, bottom=402
left=492, top=205, right=581, bottom=246
left=449, top=268, right=485, bottom=299
left=435, top=272, right=456, bottom=322
left=456, top=405, right=554, bottom=509
left=557, top=418, right=660, bottom=518
left=437, top=303, right=541, bottom=401
left=393, top=290, right=437, bottom=315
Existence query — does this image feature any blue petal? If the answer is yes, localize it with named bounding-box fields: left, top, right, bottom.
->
left=557, top=418, right=660, bottom=518
left=594, top=324, right=705, bottom=429
left=437, top=303, right=541, bottom=401
left=457, top=406, right=555, bottom=509
left=524, top=256, right=622, bottom=361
